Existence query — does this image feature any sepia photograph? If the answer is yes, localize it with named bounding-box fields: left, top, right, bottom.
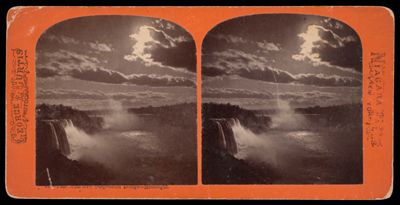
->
left=202, top=14, right=363, bottom=184
left=5, top=6, right=394, bottom=199
left=35, top=16, right=197, bottom=185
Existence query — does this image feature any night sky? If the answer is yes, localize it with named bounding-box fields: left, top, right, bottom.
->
left=36, top=16, right=196, bottom=110
left=202, top=14, right=362, bottom=109
left=36, top=14, right=362, bottom=111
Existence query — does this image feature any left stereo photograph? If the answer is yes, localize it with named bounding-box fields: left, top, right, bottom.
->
left=35, top=15, right=198, bottom=185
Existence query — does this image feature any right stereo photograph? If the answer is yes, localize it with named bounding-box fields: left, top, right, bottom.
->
left=202, top=14, right=363, bottom=184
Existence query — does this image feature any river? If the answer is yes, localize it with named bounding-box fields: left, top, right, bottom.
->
left=231, top=120, right=362, bottom=184
left=65, top=113, right=197, bottom=185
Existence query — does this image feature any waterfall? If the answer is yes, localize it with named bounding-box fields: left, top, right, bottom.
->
left=42, top=118, right=98, bottom=161
left=215, top=121, right=227, bottom=150
left=222, top=119, right=238, bottom=155
left=210, top=118, right=277, bottom=165
left=47, top=122, right=60, bottom=150
left=212, top=118, right=238, bottom=155
left=43, top=120, right=71, bottom=156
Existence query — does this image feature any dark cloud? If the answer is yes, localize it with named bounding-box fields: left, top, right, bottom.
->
left=36, top=67, right=59, bottom=78
left=202, top=49, right=361, bottom=87
left=37, top=50, right=195, bottom=87
left=70, top=67, right=195, bottom=87
left=70, top=68, right=127, bottom=84
left=202, top=66, right=228, bottom=77
left=149, top=40, right=196, bottom=72
left=203, top=49, right=270, bottom=73
left=315, top=40, right=362, bottom=72
left=203, top=88, right=273, bottom=99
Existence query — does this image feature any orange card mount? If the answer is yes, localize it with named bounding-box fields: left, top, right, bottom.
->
left=5, top=6, right=394, bottom=199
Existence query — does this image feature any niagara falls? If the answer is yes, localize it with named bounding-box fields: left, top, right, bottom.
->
left=36, top=102, right=197, bottom=185
left=202, top=100, right=362, bottom=184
